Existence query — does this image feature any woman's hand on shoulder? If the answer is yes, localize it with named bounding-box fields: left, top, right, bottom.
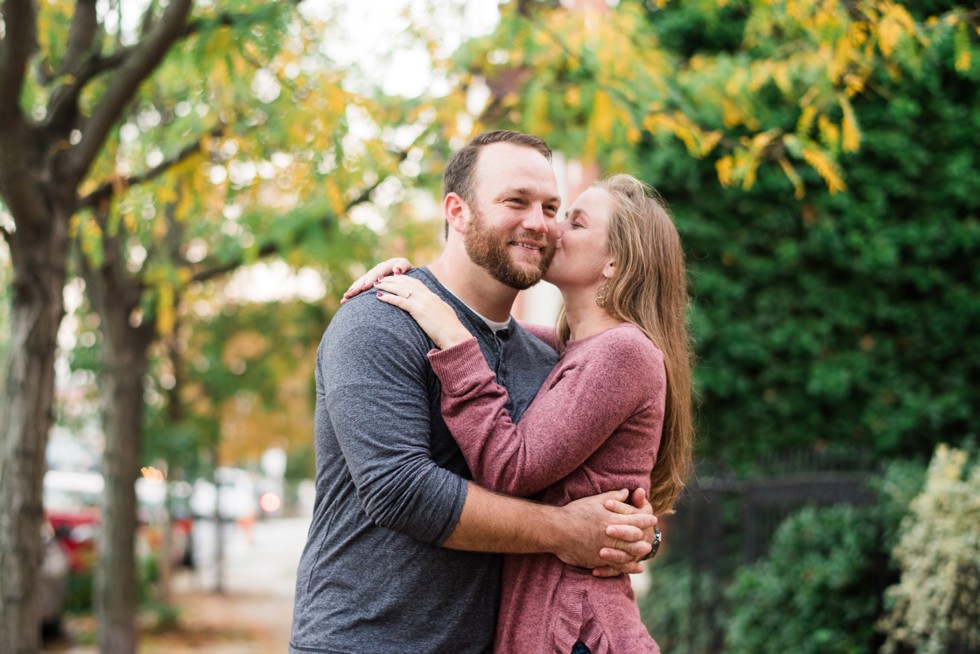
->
left=373, top=276, right=472, bottom=350
left=341, top=257, right=414, bottom=304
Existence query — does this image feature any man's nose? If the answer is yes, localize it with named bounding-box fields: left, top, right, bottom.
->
left=523, top=205, right=550, bottom=233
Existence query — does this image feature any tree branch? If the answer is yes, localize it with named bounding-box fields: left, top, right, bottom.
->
left=58, top=0, right=99, bottom=79
left=77, top=124, right=225, bottom=210
left=179, top=0, right=302, bottom=39
left=524, top=12, right=738, bottom=152
left=45, top=47, right=133, bottom=131
left=189, top=170, right=397, bottom=285
left=63, top=0, right=194, bottom=182
left=0, top=0, right=36, bottom=126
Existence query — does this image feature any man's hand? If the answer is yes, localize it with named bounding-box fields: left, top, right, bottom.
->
left=593, top=487, right=658, bottom=577
left=552, top=489, right=657, bottom=574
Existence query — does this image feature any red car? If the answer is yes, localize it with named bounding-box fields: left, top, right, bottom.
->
left=43, top=470, right=101, bottom=574
left=43, top=470, right=194, bottom=573
left=40, top=518, right=70, bottom=633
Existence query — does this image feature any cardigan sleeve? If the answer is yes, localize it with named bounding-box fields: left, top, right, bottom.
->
left=428, top=329, right=664, bottom=497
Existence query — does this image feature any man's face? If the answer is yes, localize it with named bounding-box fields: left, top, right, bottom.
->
left=464, top=202, right=557, bottom=290
left=461, top=143, right=560, bottom=290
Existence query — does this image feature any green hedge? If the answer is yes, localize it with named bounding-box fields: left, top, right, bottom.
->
left=635, top=3, right=980, bottom=467
left=640, top=460, right=924, bottom=653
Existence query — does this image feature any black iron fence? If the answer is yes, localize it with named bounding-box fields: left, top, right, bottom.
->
left=646, top=449, right=882, bottom=652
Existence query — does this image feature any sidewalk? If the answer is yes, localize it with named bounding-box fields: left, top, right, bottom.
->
left=44, top=516, right=309, bottom=653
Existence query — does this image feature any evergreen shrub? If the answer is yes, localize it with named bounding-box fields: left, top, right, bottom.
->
left=879, top=445, right=980, bottom=654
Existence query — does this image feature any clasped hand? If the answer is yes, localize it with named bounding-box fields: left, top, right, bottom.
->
left=562, top=488, right=658, bottom=577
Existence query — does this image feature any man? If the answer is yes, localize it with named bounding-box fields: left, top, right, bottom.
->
left=290, top=131, right=655, bottom=654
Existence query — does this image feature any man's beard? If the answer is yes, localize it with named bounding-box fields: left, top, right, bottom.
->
left=464, top=206, right=556, bottom=290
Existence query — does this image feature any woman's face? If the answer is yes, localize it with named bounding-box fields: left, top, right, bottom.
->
left=544, top=187, right=616, bottom=289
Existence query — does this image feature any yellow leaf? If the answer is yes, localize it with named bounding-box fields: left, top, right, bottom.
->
left=175, top=181, right=194, bottom=220
left=839, top=96, right=861, bottom=152
left=778, top=157, right=805, bottom=200
left=954, top=21, right=972, bottom=72
left=724, top=68, right=746, bottom=98
left=564, top=87, right=581, bottom=107
left=156, top=183, right=177, bottom=205
left=890, top=3, right=917, bottom=31
left=157, top=284, right=175, bottom=337
left=715, top=156, right=734, bottom=188
left=797, top=105, right=817, bottom=134
left=527, top=90, right=551, bottom=139
left=642, top=113, right=662, bottom=135
left=665, top=113, right=699, bottom=154
left=742, top=153, right=761, bottom=190
left=747, top=129, right=777, bottom=155
left=773, top=62, right=792, bottom=95
left=326, top=180, right=345, bottom=216
left=722, top=99, right=743, bottom=129
left=877, top=3, right=915, bottom=58
left=802, top=145, right=846, bottom=194
left=843, top=73, right=866, bottom=97
left=849, top=22, right=869, bottom=48
left=700, top=131, right=723, bottom=157
left=878, top=19, right=899, bottom=57
left=818, top=115, right=840, bottom=150
left=582, top=128, right=597, bottom=165
left=590, top=90, right=616, bottom=142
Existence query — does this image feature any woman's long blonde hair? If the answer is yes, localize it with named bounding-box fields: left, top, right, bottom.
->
left=557, top=174, right=694, bottom=515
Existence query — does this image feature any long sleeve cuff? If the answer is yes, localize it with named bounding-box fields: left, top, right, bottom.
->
left=427, top=338, right=492, bottom=396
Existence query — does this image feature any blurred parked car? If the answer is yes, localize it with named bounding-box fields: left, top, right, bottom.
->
left=43, top=469, right=194, bottom=572
left=43, top=470, right=102, bottom=574
left=40, top=518, right=70, bottom=634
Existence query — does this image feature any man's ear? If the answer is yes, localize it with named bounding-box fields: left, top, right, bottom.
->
left=444, top=192, right=470, bottom=235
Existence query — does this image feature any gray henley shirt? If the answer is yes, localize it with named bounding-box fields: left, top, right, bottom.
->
left=289, top=267, right=558, bottom=654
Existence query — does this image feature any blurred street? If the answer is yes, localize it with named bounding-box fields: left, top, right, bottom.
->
left=44, top=515, right=311, bottom=653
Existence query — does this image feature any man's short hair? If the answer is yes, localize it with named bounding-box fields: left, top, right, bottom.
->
left=443, top=130, right=553, bottom=206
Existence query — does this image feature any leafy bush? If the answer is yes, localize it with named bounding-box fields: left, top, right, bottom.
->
left=640, top=559, right=728, bottom=654
left=879, top=445, right=980, bottom=654
left=724, top=504, right=881, bottom=654
left=723, top=461, right=923, bottom=654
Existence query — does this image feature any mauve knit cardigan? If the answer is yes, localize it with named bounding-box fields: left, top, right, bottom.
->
left=428, top=321, right=666, bottom=654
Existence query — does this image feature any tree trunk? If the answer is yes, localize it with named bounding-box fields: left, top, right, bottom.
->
left=95, top=337, right=143, bottom=654
left=83, top=233, right=154, bottom=654
left=211, top=443, right=225, bottom=595
left=0, top=211, right=68, bottom=654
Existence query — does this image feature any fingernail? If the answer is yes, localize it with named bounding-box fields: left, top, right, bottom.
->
left=393, top=267, right=402, bottom=274
left=376, top=292, right=383, bottom=297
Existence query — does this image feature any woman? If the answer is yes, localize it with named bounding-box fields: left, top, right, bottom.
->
left=352, top=174, right=693, bottom=654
